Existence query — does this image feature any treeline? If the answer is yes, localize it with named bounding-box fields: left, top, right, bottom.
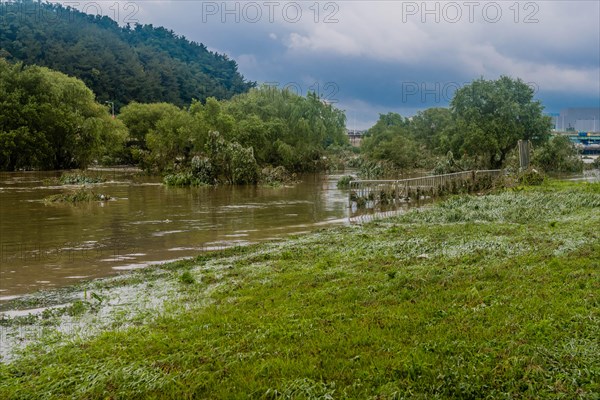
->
left=119, top=86, right=348, bottom=183
left=361, top=76, right=581, bottom=174
left=2, top=55, right=581, bottom=179
left=0, top=60, right=126, bottom=170
left=0, top=59, right=348, bottom=176
left=0, top=0, right=254, bottom=110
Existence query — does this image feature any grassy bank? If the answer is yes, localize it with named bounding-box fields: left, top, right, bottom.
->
left=1, top=181, right=599, bottom=399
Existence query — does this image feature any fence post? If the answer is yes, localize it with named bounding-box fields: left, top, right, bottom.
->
left=518, top=140, right=530, bottom=170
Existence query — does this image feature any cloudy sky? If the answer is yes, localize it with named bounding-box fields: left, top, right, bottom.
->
left=79, top=1, right=599, bottom=128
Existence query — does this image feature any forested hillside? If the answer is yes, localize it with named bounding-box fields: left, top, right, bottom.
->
left=0, top=0, right=254, bottom=109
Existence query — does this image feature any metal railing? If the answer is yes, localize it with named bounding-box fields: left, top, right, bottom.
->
left=349, top=170, right=502, bottom=209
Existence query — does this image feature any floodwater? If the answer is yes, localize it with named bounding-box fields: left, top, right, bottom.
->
left=4, top=168, right=595, bottom=302
left=0, top=170, right=358, bottom=300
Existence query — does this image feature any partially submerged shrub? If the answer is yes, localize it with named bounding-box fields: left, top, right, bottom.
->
left=164, top=172, right=206, bottom=187
left=59, top=172, right=105, bottom=185
left=260, top=165, right=298, bottom=186
left=190, top=155, right=215, bottom=184
left=228, top=142, right=259, bottom=184
left=336, top=175, right=355, bottom=189
left=45, top=188, right=111, bottom=203
left=165, top=132, right=259, bottom=186
left=43, top=172, right=106, bottom=186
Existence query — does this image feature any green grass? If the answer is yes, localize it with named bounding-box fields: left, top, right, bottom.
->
left=1, top=181, right=599, bottom=399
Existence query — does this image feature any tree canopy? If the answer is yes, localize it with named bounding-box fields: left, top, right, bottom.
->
left=118, top=86, right=348, bottom=179
left=0, top=59, right=126, bottom=170
left=361, top=113, right=421, bottom=169
left=362, top=77, right=554, bottom=171
left=447, top=76, right=552, bottom=168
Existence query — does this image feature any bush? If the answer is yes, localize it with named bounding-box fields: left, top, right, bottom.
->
left=204, top=131, right=259, bottom=184
left=164, top=172, right=206, bottom=187
left=501, top=147, right=520, bottom=174
left=336, top=175, right=355, bottom=189
left=518, top=168, right=545, bottom=186
left=533, top=136, right=583, bottom=173
left=324, top=144, right=359, bottom=171
left=44, top=188, right=111, bottom=203
left=58, top=172, right=105, bottom=185
left=190, top=156, right=215, bottom=184
left=179, top=271, right=196, bottom=284
left=163, top=132, right=259, bottom=186
left=260, top=166, right=298, bottom=186
left=357, top=159, right=399, bottom=179
left=228, top=142, right=259, bottom=184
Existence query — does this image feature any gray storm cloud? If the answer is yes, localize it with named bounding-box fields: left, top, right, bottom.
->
left=63, top=0, right=600, bottom=128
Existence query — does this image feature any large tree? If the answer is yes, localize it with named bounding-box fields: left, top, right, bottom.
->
left=448, top=76, right=552, bottom=168
left=361, top=113, right=421, bottom=169
left=0, top=59, right=126, bottom=170
left=409, top=107, right=454, bottom=153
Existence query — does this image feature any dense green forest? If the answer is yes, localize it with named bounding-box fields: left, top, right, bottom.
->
left=0, top=0, right=254, bottom=109
left=0, top=0, right=352, bottom=177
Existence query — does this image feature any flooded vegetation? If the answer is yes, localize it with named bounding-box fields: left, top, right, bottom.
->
left=0, top=180, right=598, bottom=398
left=2, top=2, right=598, bottom=397
left=0, top=170, right=352, bottom=299
left=43, top=187, right=112, bottom=204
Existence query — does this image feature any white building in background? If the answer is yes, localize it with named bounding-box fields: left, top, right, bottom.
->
left=551, top=108, right=600, bottom=132
left=575, top=119, right=599, bottom=132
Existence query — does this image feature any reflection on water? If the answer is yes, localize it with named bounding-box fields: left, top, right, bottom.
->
left=1, top=170, right=355, bottom=299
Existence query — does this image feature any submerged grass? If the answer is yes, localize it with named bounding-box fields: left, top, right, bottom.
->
left=43, top=172, right=106, bottom=186
left=1, top=181, right=599, bottom=399
left=44, top=188, right=112, bottom=203
left=58, top=172, right=105, bottom=185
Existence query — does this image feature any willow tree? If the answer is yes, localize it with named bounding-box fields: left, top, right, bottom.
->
left=0, top=59, right=126, bottom=170
left=223, top=86, right=347, bottom=170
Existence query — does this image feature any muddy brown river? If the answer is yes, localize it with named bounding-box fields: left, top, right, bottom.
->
left=0, top=170, right=356, bottom=300
left=4, top=168, right=595, bottom=302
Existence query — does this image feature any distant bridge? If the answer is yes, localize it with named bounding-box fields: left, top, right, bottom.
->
left=347, top=129, right=366, bottom=147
